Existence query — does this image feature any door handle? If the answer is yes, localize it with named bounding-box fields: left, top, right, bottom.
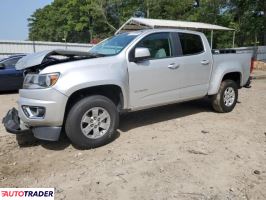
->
left=201, top=60, right=210, bottom=65
left=168, top=63, right=180, bottom=70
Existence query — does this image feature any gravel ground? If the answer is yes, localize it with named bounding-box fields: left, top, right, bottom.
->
left=0, top=79, right=265, bottom=200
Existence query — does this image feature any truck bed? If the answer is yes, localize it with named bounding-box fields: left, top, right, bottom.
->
left=211, top=48, right=254, bottom=89
left=212, top=47, right=256, bottom=55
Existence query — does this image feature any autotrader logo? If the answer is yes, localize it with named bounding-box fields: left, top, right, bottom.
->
left=0, top=188, right=54, bottom=200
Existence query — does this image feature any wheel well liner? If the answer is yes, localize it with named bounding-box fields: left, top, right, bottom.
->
left=64, top=85, right=124, bottom=119
left=222, top=72, right=241, bottom=88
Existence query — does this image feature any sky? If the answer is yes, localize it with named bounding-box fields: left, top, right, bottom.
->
left=0, top=0, right=53, bottom=40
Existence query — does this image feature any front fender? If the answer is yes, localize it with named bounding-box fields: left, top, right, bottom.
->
left=42, top=55, right=130, bottom=109
left=63, top=80, right=129, bottom=108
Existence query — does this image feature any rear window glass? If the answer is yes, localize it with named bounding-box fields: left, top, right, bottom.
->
left=2, top=57, right=22, bottom=67
left=179, top=33, right=204, bottom=55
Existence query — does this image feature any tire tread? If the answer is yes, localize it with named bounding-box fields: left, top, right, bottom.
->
left=211, top=80, right=238, bottom=113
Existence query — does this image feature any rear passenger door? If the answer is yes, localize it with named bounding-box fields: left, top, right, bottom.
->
left=174, top=32, right=212, bottom=100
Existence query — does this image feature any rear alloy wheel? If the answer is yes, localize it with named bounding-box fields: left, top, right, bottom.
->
left=65, top=95, right=119, bottom=149
left=223, top=87, right=235, bottom=107
left=211, top=80, right=238, bottom=113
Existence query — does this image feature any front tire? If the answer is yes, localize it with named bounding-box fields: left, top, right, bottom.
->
left=65, top=95, right=119, bottom=149
left=211, top=80, right=238, bottom=113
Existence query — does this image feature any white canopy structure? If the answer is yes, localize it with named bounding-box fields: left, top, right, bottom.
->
left=115, top=17, right=235, bottom=48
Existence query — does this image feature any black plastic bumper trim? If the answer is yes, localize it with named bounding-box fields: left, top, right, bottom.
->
left=2, top=108, right=29, bottom=134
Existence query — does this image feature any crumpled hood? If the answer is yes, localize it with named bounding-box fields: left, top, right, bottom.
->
left=15, top=49, right=92, bottom=70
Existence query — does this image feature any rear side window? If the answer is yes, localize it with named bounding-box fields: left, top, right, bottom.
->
left=179, top=33, right=204, bottom=55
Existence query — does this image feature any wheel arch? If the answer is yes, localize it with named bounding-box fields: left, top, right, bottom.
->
left=222, top=72, right=242, bottom=88
left=208, top=67, right=243, bottom=95
left=64, top=84, right=125, bottom=121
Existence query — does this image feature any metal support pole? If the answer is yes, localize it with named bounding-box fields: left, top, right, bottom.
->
left=33, top=40, right=36, bottom=53
left=210, top=30, right=213, bottom=49
left=232, top=31, right=235, bottom=48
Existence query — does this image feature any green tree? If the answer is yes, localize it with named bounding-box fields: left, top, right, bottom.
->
left=28, top=0, right=265, bottom=46
left=28, top=0, right=120, bottom=42
left=226, top=0, right=265, bottom=46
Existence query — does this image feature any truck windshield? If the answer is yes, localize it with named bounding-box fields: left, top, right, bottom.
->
left=89, top=33, right=139, bottom=56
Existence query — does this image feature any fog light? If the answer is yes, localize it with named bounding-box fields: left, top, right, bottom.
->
left=22, top=106, right=46, bottom=119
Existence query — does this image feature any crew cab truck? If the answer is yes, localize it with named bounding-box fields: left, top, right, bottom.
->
left=3, top=29, right=253, bottom=149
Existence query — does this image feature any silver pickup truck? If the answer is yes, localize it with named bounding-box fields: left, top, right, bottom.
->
left=3, top=29, right=254, bottom=148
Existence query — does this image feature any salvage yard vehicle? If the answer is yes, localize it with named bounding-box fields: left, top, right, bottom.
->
left=3, top=25, right=254, bottom=148
left=0, top=54, right=26, bottom=91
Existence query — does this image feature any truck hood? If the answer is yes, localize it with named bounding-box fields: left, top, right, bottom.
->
left=15, top=49, right=93, bottom=70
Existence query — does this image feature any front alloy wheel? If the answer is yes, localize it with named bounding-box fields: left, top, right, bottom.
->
left=80, top=107, right=111, bottom=139
left=65, top=95, right=119, bottom=149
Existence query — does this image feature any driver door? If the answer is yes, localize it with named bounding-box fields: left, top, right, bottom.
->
left=127, top=32, right=181, bottom=109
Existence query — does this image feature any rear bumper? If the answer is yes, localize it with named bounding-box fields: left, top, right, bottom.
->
left=2, top=108, right=61, bottom=141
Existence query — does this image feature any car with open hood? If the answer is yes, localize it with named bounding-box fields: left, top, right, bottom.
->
left=2, top=29, right=254, bottom=149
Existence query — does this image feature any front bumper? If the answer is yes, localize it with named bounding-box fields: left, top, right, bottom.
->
left=2, top=108, right=62, bottom=141
left=2, top=88, right=68, bottom=141
left=18, top=88, right=68, bottom=127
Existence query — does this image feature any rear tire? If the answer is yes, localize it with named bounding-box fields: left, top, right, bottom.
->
left=211, top=80, right=238, bottom=113
left=65, top=95, right=119, bottom=149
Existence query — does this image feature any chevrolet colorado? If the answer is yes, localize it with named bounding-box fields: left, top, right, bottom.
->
left=3, top=29, right=254, bottom=148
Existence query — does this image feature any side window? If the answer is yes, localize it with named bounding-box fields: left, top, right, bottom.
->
left=179, top=33, right=204, bottom=55
left=136, top=33, right=172, bottom=59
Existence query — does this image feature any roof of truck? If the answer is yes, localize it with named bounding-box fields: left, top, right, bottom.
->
left=115, top=17, right=234, bottom=34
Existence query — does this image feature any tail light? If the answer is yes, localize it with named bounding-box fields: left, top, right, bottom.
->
left=250, top=57, right=255, bottom=73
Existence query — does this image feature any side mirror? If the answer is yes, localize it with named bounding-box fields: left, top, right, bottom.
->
left=0, top=63, right=6, bottom=69
left=134, top=47, right=150, bottom=62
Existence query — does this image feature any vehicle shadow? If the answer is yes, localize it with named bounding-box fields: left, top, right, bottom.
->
left=15, top=97, right=213, bottom=150
left=0, top=90, right=19, bottom=95
left=15, top=132, right=71, bottom=150
left=15, top=130, right=121, bottom=151
left=119, top=97, right=212, bottom=132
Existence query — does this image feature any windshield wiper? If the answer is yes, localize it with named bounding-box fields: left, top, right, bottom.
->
left=88, top=52, right=107, bottom=58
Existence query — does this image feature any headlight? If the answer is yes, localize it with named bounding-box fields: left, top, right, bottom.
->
left=23, top=73, right=60, bottom=89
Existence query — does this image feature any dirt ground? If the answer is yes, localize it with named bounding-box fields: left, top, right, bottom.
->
left=0, top=79, right=265, bottom=200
